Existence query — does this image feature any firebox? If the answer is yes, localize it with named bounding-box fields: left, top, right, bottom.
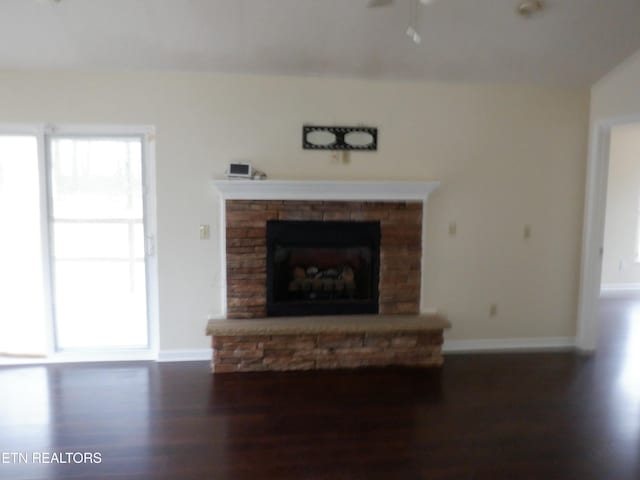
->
left=266, top=220, right=380, bottom=317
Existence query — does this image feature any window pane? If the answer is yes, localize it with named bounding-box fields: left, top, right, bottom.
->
left=54, top=261, right=148, bottom=349
left=53, top=222, right=141, bottom=260
left=50, top=138, right=143, bottom=220
left=0, top=136, right=47, bottom=355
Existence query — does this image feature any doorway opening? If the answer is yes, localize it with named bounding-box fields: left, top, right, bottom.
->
left=595, top=122, right=640, bottom=373
left=600, top=124, right=640, bottom=298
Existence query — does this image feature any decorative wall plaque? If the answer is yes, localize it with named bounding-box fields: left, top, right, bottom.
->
left=302, top=125, right=378, bottom=151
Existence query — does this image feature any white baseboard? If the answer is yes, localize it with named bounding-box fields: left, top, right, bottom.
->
left=157, top=349, right=212, bottom=362
left=157, top=338, right=576, bottom=361
left=600, top=283, right=640, bottom=298
left=1, top=339, right=577, bottom=366
left=0, top=349, right=157, bottom=366
left=443, top=336, right=576, bottom=354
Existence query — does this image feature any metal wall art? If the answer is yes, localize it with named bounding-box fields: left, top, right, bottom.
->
left=302, top=125, right=378, bottom=151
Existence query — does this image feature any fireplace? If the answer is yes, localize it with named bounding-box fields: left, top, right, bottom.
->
left=219, top=194, right=432, bottom=319
left=266, top=220, right=380, bottom=317
left=209, top=181, right=446, bottom=373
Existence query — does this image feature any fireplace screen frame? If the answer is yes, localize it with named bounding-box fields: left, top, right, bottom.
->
left=266, top=220, right=381, bottom=317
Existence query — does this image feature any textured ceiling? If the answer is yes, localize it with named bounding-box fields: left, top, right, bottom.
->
left=1, top=0, right=639, bottom=85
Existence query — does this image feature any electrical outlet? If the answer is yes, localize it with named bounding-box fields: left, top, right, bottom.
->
left=490, top=303, right=498, bottom=317
left=330, top=152, right=341, bottom=164
left=449, top=222, right=457, bottom=236
left=523, top=225, right=531, bottom=240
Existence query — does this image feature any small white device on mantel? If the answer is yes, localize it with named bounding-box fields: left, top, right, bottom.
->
left=225, top=162, right=267, bottom=180
left=225, top=162, right=253, bottom=179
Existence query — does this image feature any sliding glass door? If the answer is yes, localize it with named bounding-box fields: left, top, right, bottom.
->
left=48, top=136, right=149, bottom=350
left=0, top=127, right=154, bottom=360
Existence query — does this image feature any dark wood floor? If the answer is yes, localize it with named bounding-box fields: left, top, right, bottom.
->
left=1, top=300, right=639, bottom=479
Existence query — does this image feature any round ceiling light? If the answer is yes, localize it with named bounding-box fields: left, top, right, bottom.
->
left=517, top=0, right=544, bottom=17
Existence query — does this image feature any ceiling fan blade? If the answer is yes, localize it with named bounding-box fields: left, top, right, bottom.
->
left=367, top=0, right=394, bottom=7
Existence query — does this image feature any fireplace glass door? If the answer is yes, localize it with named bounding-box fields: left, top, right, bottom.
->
left=267, top=221, right=380, bottom=317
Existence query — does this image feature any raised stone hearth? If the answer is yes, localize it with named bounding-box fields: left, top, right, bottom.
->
left=206, top=314, right=450, bottom=373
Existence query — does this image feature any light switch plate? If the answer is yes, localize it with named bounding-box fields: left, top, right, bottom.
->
left=199, top=224, right=210, bottom=240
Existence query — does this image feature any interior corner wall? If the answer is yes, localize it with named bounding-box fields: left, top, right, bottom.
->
left=0, top=70, right=589, bottom=350
left=601, top=124, right=640, bottom=288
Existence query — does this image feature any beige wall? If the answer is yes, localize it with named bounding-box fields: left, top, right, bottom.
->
left=0, top=71, right=589, bottom=350
left=602, top=124, right=640, bottom=287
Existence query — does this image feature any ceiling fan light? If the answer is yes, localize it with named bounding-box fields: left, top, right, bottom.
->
left=517, top=0, right=544, bottom=17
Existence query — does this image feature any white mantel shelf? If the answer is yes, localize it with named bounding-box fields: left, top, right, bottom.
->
left=211, top=179, right=439, bottom=201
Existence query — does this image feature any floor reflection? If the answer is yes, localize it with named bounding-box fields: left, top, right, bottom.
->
left=50, top=363, right=156, bottom=478
left=0, top=367, right=51, bottom=436
left=617, top=302, right=640, bottom=403
left=0, top=362, right=156, bottom=480
left=0, top=367, right=52, bottom=479
left=599, top=298, right=640, bottom=476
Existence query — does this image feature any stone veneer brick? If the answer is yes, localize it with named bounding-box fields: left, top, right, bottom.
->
left=211, top=331, right=443, bottom=373
left=225, top=200, right=422, bottom=318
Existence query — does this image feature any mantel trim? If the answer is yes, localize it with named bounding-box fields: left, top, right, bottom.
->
left=211, top=179, right=440, bottom=201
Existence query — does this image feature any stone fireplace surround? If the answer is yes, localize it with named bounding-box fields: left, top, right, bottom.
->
left=227, top=199, right=420, bottom=318
left=208, top=180, right=448, bottom=373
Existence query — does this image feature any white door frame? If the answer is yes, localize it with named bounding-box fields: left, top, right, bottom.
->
left=577, top=114, right=640, bottom=351
left=0, top=124, right=159, bottom=364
